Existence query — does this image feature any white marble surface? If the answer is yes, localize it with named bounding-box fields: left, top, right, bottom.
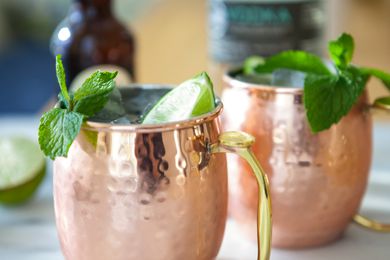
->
left=0, top=116, right=389, bottom=260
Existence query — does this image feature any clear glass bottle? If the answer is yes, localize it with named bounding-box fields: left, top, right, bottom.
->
left=208, top=0, right=326, bottom=94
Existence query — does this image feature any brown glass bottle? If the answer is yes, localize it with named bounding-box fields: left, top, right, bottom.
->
left=51, top=0, right=136, bottom=88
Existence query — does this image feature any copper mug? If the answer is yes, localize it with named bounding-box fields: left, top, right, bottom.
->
left=53, top=85, right=272, bottom=260
left=222, top=70, right=390, bottom=248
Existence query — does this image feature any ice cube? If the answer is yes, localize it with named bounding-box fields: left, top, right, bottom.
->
left=92, top=88, right=127, bottom=122
left=90, top=87, right=170, bottom=124
left=271, top=69, right=306, bottom=88
left=111, top=116, right=132, bottom=125
left=111, top=114, right=141, bottom=125
left=120, top=87, right=170, bottom=116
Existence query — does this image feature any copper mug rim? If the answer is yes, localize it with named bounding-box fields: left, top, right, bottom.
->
left=78, top=83, right=272, bottom=260
left=82, top=84, right=224, bottom=133
left=224, top=68, right=304, bottom=95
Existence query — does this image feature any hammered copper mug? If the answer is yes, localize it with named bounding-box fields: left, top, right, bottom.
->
left=222, top=70, right=390, bottom=249
left=53, top=85, right=272, bottom=260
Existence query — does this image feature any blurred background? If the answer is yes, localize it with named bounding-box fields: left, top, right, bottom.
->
left=0, top=0, right=389, bottom=114
left=1, top=1, right=390, bottom=259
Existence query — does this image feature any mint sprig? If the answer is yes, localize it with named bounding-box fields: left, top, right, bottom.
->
left=359, top=67, right=390, bottom=90
left=304, top=67, right=368, bottom=132
left=55, top=55, right=70, bottom=105
left=245, top=33, right=390, bottom=133
left=328, top=33, right=354, bottom=68
left=38, top=55, right=117, bottom=159
left=39, top=109, right=84, bottom=159
left=252, top=51, right=332, bottom=76
left=73, top=71, right=118, bottom=116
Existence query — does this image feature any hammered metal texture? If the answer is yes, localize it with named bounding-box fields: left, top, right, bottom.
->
left=222, top=74, right=372, bottom=248
left=53, top=113, right=228, bottom=260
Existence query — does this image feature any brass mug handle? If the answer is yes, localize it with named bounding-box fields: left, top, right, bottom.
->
left=211, top=131, right=272, bottom=260
left=353, top=97, right=390, bottom=232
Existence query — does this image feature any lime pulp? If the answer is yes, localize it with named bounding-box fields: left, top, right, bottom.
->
left=0, top=136, right=46, bottom=205
left=142, top=72, right=216, bottom=124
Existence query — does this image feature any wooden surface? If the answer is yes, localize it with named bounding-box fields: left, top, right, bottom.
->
left=132, top=0, right=390, bottom=118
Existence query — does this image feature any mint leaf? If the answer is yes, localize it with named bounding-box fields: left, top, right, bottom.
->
left=38, top=108, right=84, bottom=160
left=329, top=33, right=354, bottom=69
left=304, top=75, right=338, bottom=132
left=241, top=33, right=390, bottom=133
left=359, top=67, right=390, bottom=90
left=340, top=66, right=369, bottom=95
left=243, top=56, right=265, bottom=74
left=57, top=93, right=69, bottom=110
left=73, top=71, right=118, bottom=116
left=304, top=67, right=368, bottom=132
left=253, top=51, right=332, bottom=76
left=39, top=56, right=118, bottom=160
left=73, top=92, right=113, bottom=117
left=74, top=71, right=118, bottom=100
left=56, top=55, right=71, bottom=104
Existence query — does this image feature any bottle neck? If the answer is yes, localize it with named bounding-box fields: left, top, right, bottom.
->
left=73, top=0, right=113, bottom=17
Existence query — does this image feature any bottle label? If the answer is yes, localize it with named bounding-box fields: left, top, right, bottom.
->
left=208, top=0, right=325, bottom=64
left=70, top=64, right=133, bottom=91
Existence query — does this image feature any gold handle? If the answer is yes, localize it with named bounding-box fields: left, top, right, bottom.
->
left=353, top=96, right=390, bottom=232
left=211, top=131, right=272, bottom=260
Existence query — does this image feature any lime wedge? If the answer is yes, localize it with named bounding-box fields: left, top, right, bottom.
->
left=142, top=72, right=216, bottom=124
left=0, top=136, right=46, bottom=205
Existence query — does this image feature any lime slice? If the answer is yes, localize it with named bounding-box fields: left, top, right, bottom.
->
left=142, top=72, right=216, bottom=124
left=0, top=136, right=46, bottom=205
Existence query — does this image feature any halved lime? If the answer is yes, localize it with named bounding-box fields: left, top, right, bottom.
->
left=0, top=136, right=46, bottom=205
left=142, top=72, right=216, bottom=124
